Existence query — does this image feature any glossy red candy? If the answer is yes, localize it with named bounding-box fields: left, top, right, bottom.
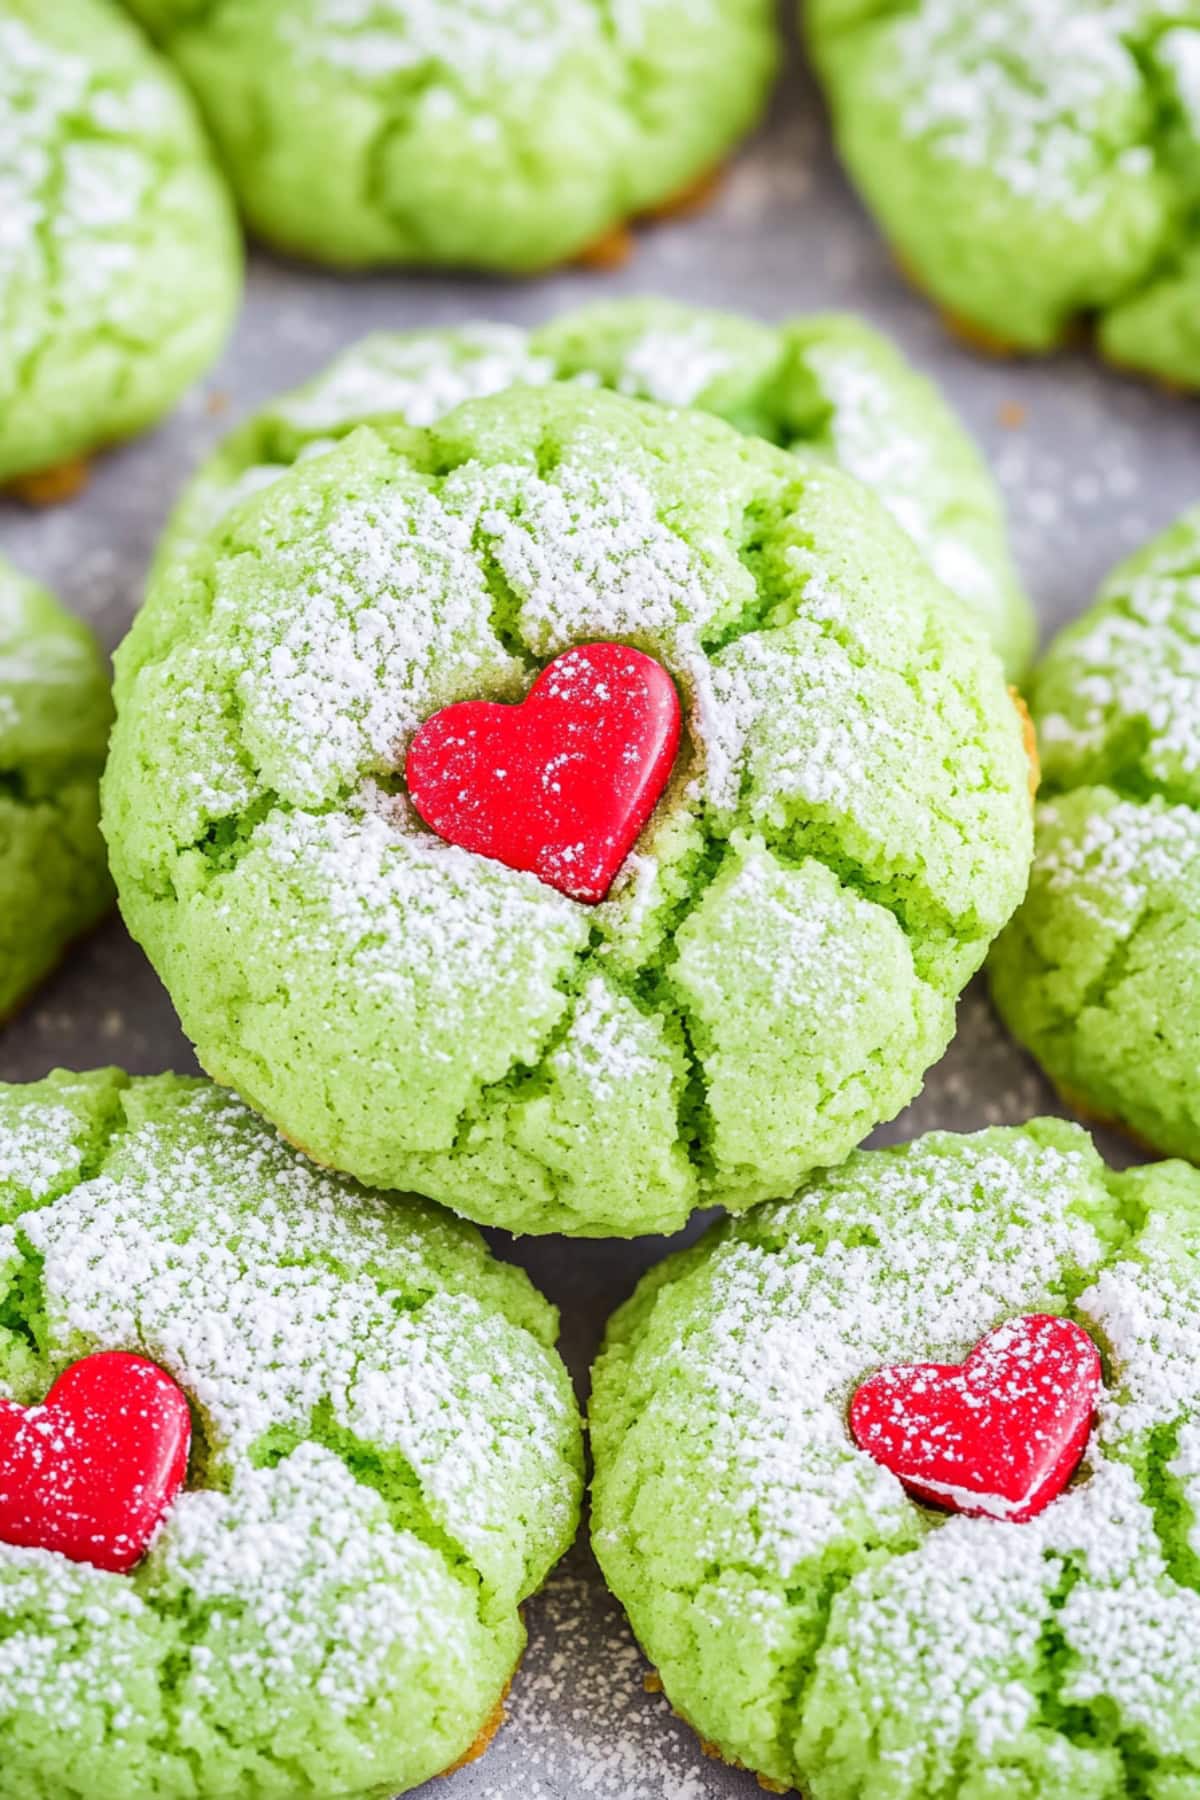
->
left=849, top=1314, right=1102, bottom=1523
left=0, top=1351, right=192, bottom=1573
left=406, top=641, right=682, bottom=904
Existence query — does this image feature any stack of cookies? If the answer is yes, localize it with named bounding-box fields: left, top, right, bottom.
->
left=1, top=3, right=1198, bottom=1797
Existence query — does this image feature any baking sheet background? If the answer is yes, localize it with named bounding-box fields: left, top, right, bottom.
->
left=2, top=47, right=1199, bottom=1800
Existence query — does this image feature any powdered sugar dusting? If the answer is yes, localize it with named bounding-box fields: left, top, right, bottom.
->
left=801, top=335, right=1000, bottom=619
left=0, top=1100, right=89, bottom=1205
left=0, top=1076, right=582, bottom=1773
left=592, top=1124, right=1200, bottom=1788
left=258, top=802, right=586, bottom=1035
left=0, top=4, right=235, bottom=484
left=551, top=975, right=668, bottom=1103
left=115, top=386, right=1029, bottom=1233
left=1037, top=791, right=1200, bottom=921
left=1036, top=505, right=1200, bottom=798
left=275, top=325, right=557, bottom=432
left=875, top=1, right=1153, bottom=217
left=467, top=457, right=722, bottom=657
left=288, top=0, right=623, bottom=88
left=616, top=320, right=736, bottom=408
left=0, top=18, right=142, bottom=339
left=222, top=468, right=526, bottom=804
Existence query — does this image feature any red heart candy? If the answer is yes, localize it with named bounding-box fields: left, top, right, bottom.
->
left=406, top=642, right=682, bottom=904
left=0, top=1352, right=192, bottom=1574
left=849, top=1315, right=1102, bottom=1523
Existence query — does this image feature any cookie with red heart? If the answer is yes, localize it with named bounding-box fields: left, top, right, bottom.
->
left=0, top=1068, right=583, bottom=1798
left=849, top=1313, right=1102, bottom=1522
left=591, top=1118, right=1200, bottom=1797
left=104, top=384, right=1034, bottom=1236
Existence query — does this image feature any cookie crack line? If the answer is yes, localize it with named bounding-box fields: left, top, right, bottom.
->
left=591, top=1123, right=1200, bottom=1796
left=171, top=740, right=971, bottom=968
left=246, top=1388, right=499, bottom=1613
left=0, top=1072, right=135, bottom=1229
left=1027, top=1550, right=1172, bottom=1794
left=1130, top=1418, right=1200, bottom=1594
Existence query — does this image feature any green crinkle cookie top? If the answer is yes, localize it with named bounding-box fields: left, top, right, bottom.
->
left=808, top=0, right=1200, bottom=389
left=161, top=299, right=1032, bottom=677
left=0, top=1068, right=583, bottom=1800
left=991, top=506, right=1200, bottom=1159
left=0, top=0, right=241, bottom=484
left=105, top=383, right=1032, bottom=1237
left=0, top=556, right=113, bottom=1017
left=590, top=1119, right=1200, bottom=1797
left=120, top=0, right=777, bottom=271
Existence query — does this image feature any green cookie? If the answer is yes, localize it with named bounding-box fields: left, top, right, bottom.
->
left=105, top=384, right=1032, bottom=1237
left=121, top=0, right=778, bottom=271
left=808, top=0, right=1200, bottom=388
left=0, top=557, right=113, bottom=1016
left=0, top=1069, right=583, bottom=1799
left=0, top=0, right=241, bottom=486
left=591, top=1120, right=1200, bottom=1796
left=992, top=506, right=1200, bottom=1160
left=163, top=300, right=1033, bottom=677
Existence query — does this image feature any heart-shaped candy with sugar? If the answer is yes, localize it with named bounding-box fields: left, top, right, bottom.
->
left=850, top=1314, right=1102, bottom=1522
left=0, top=1352, right=191, bottom=1573
left=406, top=641, right=681, bottom=903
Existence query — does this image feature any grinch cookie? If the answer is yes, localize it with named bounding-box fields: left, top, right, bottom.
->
left=591, top=1120, right=1200, bottom=1796
left=0, top=557, right=113, bottom=1016
left=105, top=385, right=1032, bottom=1237
left=120, top=0, right=776, bottom=272
left=0, top=1069, right=582, bottom=1797
left=0, top=0, right=240, bottom=488
left=991, top=507, right=1200, bottom=1161
left=161, top=302, right=1032, bottom=688
left=808, top=0, right=1200, bottom=388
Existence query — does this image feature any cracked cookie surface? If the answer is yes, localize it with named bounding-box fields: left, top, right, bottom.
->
left=0, top=0, right=240, bottom=485
left=0, top=1068, right=583, bottom=1799
left=590, top=1120, right=1200, bottom=1797
left=103, top=384, right=1032, bottom=1237
left=159, top=299, right=1034, bottom=677
left=991, top=506, right=1200, bottom=1161
left=120, top=0, right=777, bottom=271
left=0, top=556, right=113, bottom=1018
left=808, top=0, right=1200, bottom=388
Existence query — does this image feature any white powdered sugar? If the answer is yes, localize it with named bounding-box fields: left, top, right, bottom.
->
left=154, top=1446, right=486, bottom=1714
left=879, top=0, right=1153, bottom=214
left=1161, top=23, right=1200, bottom=132
left=701, top=623, right=900, bottom=817
left=223, top=472, right=525, bottom=803
left=1038, top=540, right=1200, bottom=786
left=549, top=975, right=669, bottom=1104
left=1038, top=794, right=1200, bottom=918
left=0, top=1100, right=87, bottom=1203
left=594, top=1125, right=1200, bottom=1782
left=466, top=457, right=723, bottom=659
left=287, top=0, right=627, bottom=88
left=275, top=326, right=558, bottom=433
left=616, top=321, right=736, bottom=408
left=0, top=16, right=189, bottom=340
left=801, top=336, right=999, bottom=616
left=281, top=0, right=748, bottom=93
left=257, top=802, right=587, bottom=1043
left=0, top=1079, right=580, bottom=1745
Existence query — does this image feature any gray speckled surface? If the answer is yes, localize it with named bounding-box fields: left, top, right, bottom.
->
left=2, top=50, right=1199, bottom=1800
